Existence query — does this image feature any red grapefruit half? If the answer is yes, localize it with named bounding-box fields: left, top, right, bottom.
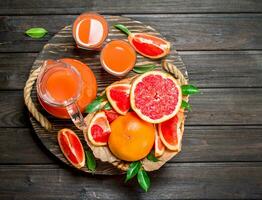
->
left=87, top=111, right=111, bottom=146
left=106, top=83, right=131, bottom=115
left=130, top=71, right=182, bottom=123
left=57, top=128, right=85, bottom=168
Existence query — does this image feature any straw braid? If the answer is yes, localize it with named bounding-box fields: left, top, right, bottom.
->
left=24, top=68, right=52, bottom=131
left=162, top=60, right=188, bottom=85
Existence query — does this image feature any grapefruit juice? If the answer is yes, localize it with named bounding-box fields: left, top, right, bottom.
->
left=40, top=67, right=80, bottom=104
left=37, top=59, right=97, bottom=119
left=73, top=13, right=108, bottom=50
left=100, top=40, right=136, bottom=76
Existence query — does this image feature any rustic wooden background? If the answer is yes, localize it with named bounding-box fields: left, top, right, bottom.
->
left=0, top=0, right=262, bottom=199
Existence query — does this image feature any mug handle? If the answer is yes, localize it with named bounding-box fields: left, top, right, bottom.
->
left=66, top=102, right=86, bottom=130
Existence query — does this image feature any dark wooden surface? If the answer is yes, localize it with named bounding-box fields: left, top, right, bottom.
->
left=0, top=0, right=262, bottom=199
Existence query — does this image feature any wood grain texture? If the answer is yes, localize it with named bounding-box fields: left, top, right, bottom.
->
left=1, top=14, right=262, bottom=52
left=180, top=51, right=262, bottom=88
left=1, top=126, right=261, bottom=164
left=1, top=51, right=262, bottom=90
left=0, top=128, right=53, bottom=164
left=0, top=0, right=261, bottom=15
left=0, top=163, right=261, bottom=199
left=0, top=53, right=36, bottom=90
left=1, top=88, right=262, bottom=127
left=0, top=91, right=29, bottom=127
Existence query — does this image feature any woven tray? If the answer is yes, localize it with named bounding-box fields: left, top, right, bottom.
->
left=24, top=15, right=188, bottom=175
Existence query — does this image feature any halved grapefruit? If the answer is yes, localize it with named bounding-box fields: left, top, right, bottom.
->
left=154, top=126, right=165, bottom=157
left=158, top=112, right=184, bottom=151
left=115, top=24, right=170, bottom=59
left=106, top=83, right=131, bottom=115
left=87, top=111, right=111, bottom=146
left=57, top=128, right=85, bottom=168
left=130, top=71, right=182, bottom=123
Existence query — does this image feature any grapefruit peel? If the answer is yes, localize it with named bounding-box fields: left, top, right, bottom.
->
left=114, top=24, right=170, bottom=59
left=57, top=128, right=85, bottom=169
left=87, top=111, right=111, bottom=146
left=106, top=83, right=131, bottom=115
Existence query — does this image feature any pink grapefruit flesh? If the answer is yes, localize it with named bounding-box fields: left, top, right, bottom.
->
left=106, top=83, right=131, bottom=115
left=87, top=111, right=111, bottom=146
left=130, top=71, right=182, bottom=123
left=158, top=114, right=181, bottom=151
left=128, top=33, right=170, bottom=59
left=104, top=109, right=120, bottom=123
left=57, top=128, right=85, bottom=168
left=154, top=126, right=165, bottom=157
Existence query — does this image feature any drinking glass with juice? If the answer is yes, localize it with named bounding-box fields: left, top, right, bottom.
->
left=100, top=40, right=136, bottom=77
left=72, top=12, right=108, bottom=50
left=37, top=59, right=97, bottom=129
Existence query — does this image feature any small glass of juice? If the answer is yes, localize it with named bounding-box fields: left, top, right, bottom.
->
left=72, top=12, right=108, bottom=50
left=37, top=60, right=86, bottom=130
left=100, top=40, right=136, bottom=77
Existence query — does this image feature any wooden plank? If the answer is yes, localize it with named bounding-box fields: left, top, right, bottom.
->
left=177, top=126, right=262, bottom=162
left=1, top=51, right=261, bottom=90
left=0, top=91, right=29, bottom=127
left=0, top=0, right=261, bottom=15
left=0, top=53, right=36, bottom=90
left=188, top=88, right=262, bottom=125
left=126, top=14, right=262, bottom=50
left=0, top=163, right=261, bottom=199
left=1, top=14, right=262, bottom=52
left=0, top=128, right=53, bottom=164
left=180, top=51, right=262, bottom=88
left=1, top=89, right=262, bottom=127
left=1, top=126, right=261, bottom=164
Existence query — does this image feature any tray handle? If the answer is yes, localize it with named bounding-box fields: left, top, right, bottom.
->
left=24, top=67, right=52, bottom=131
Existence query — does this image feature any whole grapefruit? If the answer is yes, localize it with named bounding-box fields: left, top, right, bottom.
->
left=108, top=112, right=155, bottom=161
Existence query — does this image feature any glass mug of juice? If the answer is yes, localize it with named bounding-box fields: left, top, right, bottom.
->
left=37, top=60, right=87, bottom=130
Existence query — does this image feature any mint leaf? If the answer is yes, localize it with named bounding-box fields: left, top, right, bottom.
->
left=25, top=28, right=48, bottom=39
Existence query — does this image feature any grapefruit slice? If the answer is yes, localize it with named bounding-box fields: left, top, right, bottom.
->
left=158, top=113, right=183, bottom=151
left=57, top=128, right=85, bottom=168
left=154, top=126, right=165, bottom=157
left=130, top=71, right=182, bottom=123
left=129, top=33, right=170, bottom=59
left=106, top=83, right=131, bottom=115
left=114, top=24, right=170, bottom=59
left=104, top=109, right=120, bottom=123
left=87, top=111, right=111, bottom=146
